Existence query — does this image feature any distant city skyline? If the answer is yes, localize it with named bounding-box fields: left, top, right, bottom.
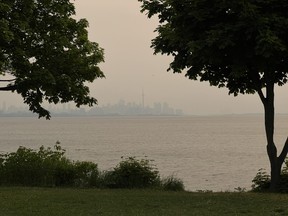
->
left=0, top=99, right=183, bottom=117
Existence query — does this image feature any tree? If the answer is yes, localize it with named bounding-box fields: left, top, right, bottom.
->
left=0, top=0, right=104, bottom=119
left=139, top=0, right=288, bottom=191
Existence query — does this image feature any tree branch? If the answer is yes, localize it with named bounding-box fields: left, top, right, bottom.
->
left=278, top=137, right=288, bottom=164
left=0, top=85, right=17, bottom=91
left=257, top=89, right=266, bottom=105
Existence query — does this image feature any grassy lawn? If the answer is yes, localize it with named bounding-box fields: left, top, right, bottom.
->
left=0, top=188, right=288, bottom=216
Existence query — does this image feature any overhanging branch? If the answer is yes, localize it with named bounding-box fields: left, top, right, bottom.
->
left=0, top=85, right=17, bottom=91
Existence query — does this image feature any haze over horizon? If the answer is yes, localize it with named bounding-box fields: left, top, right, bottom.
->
left=1, top=0, right=288, bottom=115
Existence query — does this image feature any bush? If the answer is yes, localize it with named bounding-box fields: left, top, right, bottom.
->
left=0, top=143, right=99, bottom=187
left=0, top=146, right=46, bottom=186
left=160, top=175, right=185, bottom=191
left=102, top=157, right=160, bottom=189
left=74, top=161, right=99, bottom=187
left=0, top=146, right=186, bottom=191
left=97, top=170, right=117, bottom=188
left=251, top=169, right=270, bottom=192
left=252, top=159, right=288, bottom=192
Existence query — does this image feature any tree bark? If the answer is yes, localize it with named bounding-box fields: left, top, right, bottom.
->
left=260, top=82, right=288, bottom=192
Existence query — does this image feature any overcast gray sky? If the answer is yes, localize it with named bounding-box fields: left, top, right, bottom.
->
left=1, top=0, right=288, bottom=115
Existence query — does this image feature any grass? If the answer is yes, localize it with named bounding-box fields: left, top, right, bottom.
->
left=0, top=188, right=288, bottom=215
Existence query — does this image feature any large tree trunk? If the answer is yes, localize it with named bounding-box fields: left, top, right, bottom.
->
left=260, top=82, right=288, bottom=192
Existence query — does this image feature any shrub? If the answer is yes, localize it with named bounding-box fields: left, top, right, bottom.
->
left=252, top=160, right=288, bottom=192
left=0, top=146, right=45, bottom=186
left=251, top=169, right=270, bottom=192
left=53, top=157, right=76, bottom=186
left=103, top=157, right=160, bottom=189
left=278, top=174, right=288, bottom=192
left=97, top=170, right=117, bottom=188
left=74, top=161, right=99, bottom=187
left=0, top=146, right=186, bottom=191
left=0, top=143, right=99, bottom=187
left=160, top=175, right=185, bottom=191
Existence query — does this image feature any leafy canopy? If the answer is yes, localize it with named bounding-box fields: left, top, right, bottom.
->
left=0, top=0, right=104, bottom=119
left=139, top=0, right=288, bottom=96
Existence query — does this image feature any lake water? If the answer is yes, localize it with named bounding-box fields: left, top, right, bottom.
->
left=0, top=114, right=288, bottom=191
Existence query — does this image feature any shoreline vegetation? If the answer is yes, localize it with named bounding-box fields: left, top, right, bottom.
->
left=0, top=145, right=288, bottom=214
left=0, top=144, right=184, bottom=191
left=1, top=143, right=288, bottom=192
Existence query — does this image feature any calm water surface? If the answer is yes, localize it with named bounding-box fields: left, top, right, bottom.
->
left=1, top=115, right=288, bottom=191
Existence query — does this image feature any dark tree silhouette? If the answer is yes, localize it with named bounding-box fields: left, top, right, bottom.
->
left=0, top=0, right=104, bottom=119
left=139, top=0, right=288, bottom=191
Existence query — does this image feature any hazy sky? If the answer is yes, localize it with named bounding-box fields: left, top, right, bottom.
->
left=2, top=0, right=288, bottom=115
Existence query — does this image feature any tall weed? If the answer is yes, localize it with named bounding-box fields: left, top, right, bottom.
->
left=160, top=175, right=185, bottom=191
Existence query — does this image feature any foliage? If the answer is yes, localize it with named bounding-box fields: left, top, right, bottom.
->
left=0, top=143, right=99, bottom=187
left=139, top=0, right=288, bottom=95
left=0, top=0, right=105, bottom=119
left=160, top=175, right=185, bottom=191
left=252, top=160, right=288, bottom=192
left=0, top=146, right=184, bottom=190
left=73, top=161, right=99, bottom=187
left=101, top=157, right=160, bottom=189
left=252, top=169, right=271, bottom=192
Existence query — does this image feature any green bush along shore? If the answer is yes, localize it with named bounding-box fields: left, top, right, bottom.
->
left=4, top=143, right=288, bottom=193
left=252, top=159, right=288, bottom=192
left=0, top=144, right=184, bottom=191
